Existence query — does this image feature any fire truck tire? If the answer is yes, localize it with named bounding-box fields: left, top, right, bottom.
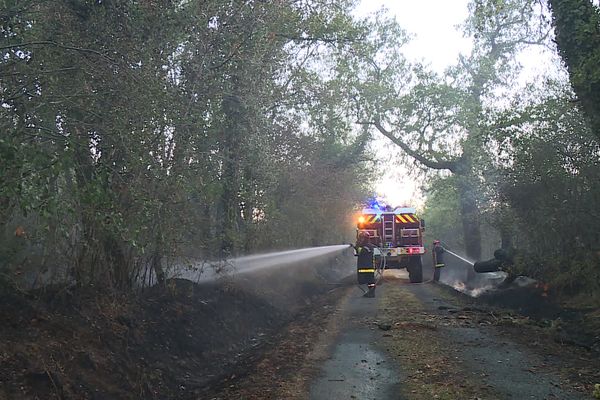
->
left=408, top=257, right=423, bottom=283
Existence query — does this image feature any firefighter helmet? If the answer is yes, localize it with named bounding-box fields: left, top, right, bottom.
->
left=357, top=231, right=371, bottom=245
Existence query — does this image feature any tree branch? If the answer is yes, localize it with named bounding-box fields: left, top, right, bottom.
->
left=0, top=67, right=78, bottom=77
left=274, top=33, right=365, bottom=45
left=1, top=41, right=117, bottom=64
left=369, top=120, right=458, bottom=172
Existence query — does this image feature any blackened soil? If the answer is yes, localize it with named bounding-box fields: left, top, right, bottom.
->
left=476, top=284, right=562, bottom=319
left=0, top=277, right=321, bottom=400
left=446, top=283, right=600, bottom=353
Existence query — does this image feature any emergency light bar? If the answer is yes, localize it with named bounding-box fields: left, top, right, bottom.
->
left=394, top=207, right=416, bottom=214
left=358, top=214, right=381, bottom=224
left=361, top=207, right=417, bottom=214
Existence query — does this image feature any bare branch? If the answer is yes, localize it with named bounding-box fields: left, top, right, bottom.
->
left=0, top=67, right=78, bottom=77
left=1, top=41, right=117, bottom=64
left=274, top=33, right=365, bottom=45
left=362, top=119, right=459, bottom=172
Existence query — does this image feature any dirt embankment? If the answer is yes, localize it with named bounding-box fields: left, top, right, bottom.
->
left=0, top=251, right=354, bottom=400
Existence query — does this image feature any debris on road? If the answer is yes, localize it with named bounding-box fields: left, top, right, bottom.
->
left=377, top=322, right=392, bottom=331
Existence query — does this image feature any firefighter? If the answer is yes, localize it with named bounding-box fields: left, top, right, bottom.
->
left=352, top=231, right=375, bottom=256
left=353, top=231, right=377, bottom=297
left=432, top=240, right=445, bottom=282
left=354, top=231, right=372, bottom=249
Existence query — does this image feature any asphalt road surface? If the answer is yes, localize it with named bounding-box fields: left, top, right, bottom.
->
left=307, top=270, right=590, bottom=400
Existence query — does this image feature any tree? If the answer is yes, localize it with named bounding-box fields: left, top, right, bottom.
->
left=548, top=0, right=600, bottom=141
left=335, top=0, right=548, bottom=267
left=1, top=0, right=374, bottom=290
left=495, top=81, right=600, bottom=299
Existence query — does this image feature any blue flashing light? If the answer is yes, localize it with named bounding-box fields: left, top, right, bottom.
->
left=367, top=198, right=386, bottom=211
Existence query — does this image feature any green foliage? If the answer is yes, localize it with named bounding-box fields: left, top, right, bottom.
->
left=487, top=78, right=600, bottom=302
left=421, top=177, right=465, bottom=251
left=549, top=0, right=600, bottom=140
left=0, top=0, right=372, bottom=290
left=421, top=175, right=501, bottom=258
left=329, top=0, right=550, bottom=260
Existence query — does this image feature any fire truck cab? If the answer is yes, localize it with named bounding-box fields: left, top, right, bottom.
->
left=356, top=206, right=425, bottom=283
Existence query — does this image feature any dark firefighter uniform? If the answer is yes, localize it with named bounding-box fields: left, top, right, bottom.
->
left=432, top=240, right=445, bottom=282
left=354, top=232, right=375, bottom=297
left=354, top=232, right=376, bottom=286
left=356, top=247, right=375, bottom=285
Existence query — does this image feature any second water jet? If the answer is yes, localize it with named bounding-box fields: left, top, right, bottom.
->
left=175, top=245, right=352, bottom=282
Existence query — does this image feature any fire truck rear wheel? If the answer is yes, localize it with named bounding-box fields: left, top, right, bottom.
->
left=408, top=257, right=423, bottom=283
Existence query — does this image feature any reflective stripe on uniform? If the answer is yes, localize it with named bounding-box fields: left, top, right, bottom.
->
left=435, top=263, right=445, bottom=268
left=358, top=268, right=376, bottom=273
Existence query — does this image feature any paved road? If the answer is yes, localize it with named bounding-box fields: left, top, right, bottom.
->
left=308, top=270, right=589, bottom=400
left=309, top=282, right=402, bottom=399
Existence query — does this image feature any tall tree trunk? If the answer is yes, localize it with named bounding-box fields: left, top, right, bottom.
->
left=500, top=226, right=513, bottom=250
left=219, top=77, right=244, bottom=256
left=104, top=234, right=129, bottom=289
left=456, top=175, right=481, bottom=284
left=151, top=247, right=165, bottom=286
left=72, top=128, right=96, bottom=286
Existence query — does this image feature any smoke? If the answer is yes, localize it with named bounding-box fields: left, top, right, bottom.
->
left=450, top=280, right=500, bottom=297
left=229, top=245, right=351, bottom=275
left=172, top=245, right=352, bottom=282
left=438, top=248, right=507, bottom=297
left=162, top=245, right=357, bottom=315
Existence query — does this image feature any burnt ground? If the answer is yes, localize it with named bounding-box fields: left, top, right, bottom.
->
left=0, top=280, right=288, bottom=400
left=441, top=255, right=600, bottom=353
left=475, top=284, right=600, bottom=354
left=0, top=252, right=355, bottom=400
left=1, top=254, right=599, bottom=400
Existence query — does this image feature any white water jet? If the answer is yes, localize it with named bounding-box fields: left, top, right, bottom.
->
left=444, top=248, right=475, bottom=266
left=173, top=244, right=351, bottom=282
left=442, top=247, right=506, bottom=297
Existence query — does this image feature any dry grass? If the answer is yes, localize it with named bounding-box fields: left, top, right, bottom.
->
left=378, top=284, right=500, bottom=400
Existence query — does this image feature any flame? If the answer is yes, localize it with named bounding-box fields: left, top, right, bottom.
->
left=535, top=282, right=550, bottom=297
left=14, top=226, right=26, bottom=238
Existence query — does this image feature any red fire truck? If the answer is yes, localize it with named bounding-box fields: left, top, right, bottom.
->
left=356, top=206, right=425, bottom=283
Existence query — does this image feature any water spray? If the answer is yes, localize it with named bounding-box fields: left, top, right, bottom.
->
left=231, top=245, right=351, bottom=275
left=437, top=244, right=507, bottom=298
left=175, top=244, right=352, bottom=282
left=443, top=248, right=475, bottom=266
